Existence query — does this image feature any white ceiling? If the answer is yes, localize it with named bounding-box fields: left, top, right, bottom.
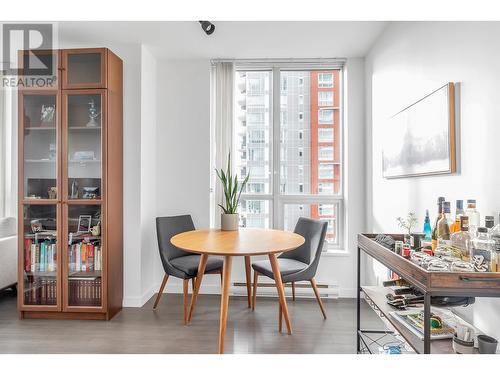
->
left=59, top=21, right=387, bottom=60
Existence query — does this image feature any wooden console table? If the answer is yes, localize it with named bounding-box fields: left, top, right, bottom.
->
left=357, top=233, right=500, bottom=354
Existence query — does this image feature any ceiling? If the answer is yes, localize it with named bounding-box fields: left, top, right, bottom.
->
left=59, top=21, right=388, bottom=60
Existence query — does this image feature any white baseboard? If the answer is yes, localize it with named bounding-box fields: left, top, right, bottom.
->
left=123, top=280, right=355, bottom=308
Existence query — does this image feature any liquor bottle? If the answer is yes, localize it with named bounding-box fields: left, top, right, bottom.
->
left=450, top=200, right=464, bottom=233
left=423, top=209, right=432, bottom=240
left=451, top=216, right=471, bottom=261
left=437, top=201, right=451, bottom=247
left=471, top=227, right=495, bottom=272
left=488, top=214, right=500, bottom=272
left=465, top=199, right=480, bottom=235
left=431, top=197, right=445, bottom=251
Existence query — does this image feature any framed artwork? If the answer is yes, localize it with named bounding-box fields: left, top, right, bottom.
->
left=77, top=215, right=92, bottom=233
left=382, top=83, right=456, bottom=178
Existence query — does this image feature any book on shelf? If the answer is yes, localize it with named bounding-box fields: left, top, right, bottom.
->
left=24, top=278, right=57, bottom=305
left=389, top=309, right=455, bottom=340
left=68, top=278, right=102, bottom=306
left=69, top=242, right=102, bottom=273
left=24, top=238, right=57, bottom=273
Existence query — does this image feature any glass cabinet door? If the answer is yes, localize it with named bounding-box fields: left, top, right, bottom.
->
left=62, top=49, right=105, bottom=89
left=64, top=92, right=104, bottom=201
left=66, top=204, right=103, bottom=307
left=22, top=204, right=59, bottom=306
left=21, top=93, right=59, bottom=200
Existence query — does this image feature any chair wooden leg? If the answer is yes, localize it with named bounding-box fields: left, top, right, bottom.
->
left=269, top=254, right=292, bottom=335
left=187, top=254, right=208, bottom=323
left=252, top=271, right=258, bottom=311
left=244, top=256, right=252, bottom=308
left=191, top=277, right=196, bottom=292
left=220, top=269, right=223, bottom=286
left=292, top=282, right=296, bottom=301
left=310, top=278, right=327, bottom=319
left=153, top=274, right=169, bottom=309
left=279, top=304, right=283, bottom=333
left=183, top=279, right=189, bottom=325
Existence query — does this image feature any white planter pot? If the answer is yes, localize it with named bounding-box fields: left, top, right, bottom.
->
left=221, top=213, right=239, bottom=231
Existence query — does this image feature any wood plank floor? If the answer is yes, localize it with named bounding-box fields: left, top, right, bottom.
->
left=0, top=291, right=383, bottom=354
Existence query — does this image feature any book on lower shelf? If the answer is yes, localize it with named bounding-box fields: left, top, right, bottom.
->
left=68, top=241, right=102, bottom=273
left=68, top=278, right=102, bottom=306
left=389, top=309, right=455, bottom=340
left=23, top=278, right=57, bottom=305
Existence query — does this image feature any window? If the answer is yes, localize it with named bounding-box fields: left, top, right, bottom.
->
left=318, top=109, right=334, bottom=124
left=318, top=146, right=334, bottom=161
left=318, top=91, right=333, bottom=107
left=318, top=164, right=334, bottom=179
left=318, top=73, right=334, bottom=88
left=231, top=66, right=343, bottom=249
left=318, top=128, right=334, bottom=143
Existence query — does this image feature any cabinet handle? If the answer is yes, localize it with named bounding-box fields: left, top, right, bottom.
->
left=459, top=276, right=500, bottom=282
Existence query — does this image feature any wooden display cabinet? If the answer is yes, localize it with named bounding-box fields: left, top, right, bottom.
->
left=17, top=48, right=123, bottom=320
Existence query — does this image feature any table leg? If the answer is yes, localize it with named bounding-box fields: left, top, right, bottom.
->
left=244, top=256, right=252, bottom=308
left=218, top=255, right=233, bottom=354
left=269, top=253, right=292, bottom=335
left=187, top=254, right=208, bottom=323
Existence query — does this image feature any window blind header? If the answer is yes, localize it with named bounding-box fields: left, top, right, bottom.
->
left=211, top=58, right=346, bottom=70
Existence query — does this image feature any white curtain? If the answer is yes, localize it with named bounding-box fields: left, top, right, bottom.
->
left=210, top=62, right=235, bottom=228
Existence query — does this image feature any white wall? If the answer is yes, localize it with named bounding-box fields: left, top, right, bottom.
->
left=139, top=45, right=158, bottom=304
left=365, top=21, right=500, bottom=339
left=150, top=58, right=366, bottom=298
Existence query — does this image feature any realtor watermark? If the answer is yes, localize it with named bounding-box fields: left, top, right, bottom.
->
left=1, top=23, right=58, bottom=89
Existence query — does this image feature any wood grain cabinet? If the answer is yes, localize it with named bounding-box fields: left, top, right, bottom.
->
left=18, top=48, right=123, bottom=320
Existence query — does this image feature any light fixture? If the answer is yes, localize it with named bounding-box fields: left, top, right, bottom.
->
left=199, top=21, right=215, bottom=35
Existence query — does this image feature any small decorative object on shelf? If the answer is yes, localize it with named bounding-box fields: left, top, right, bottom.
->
left=70, top=179, right=79, bottom=199
left=77, top=215, right=92, bottom=233
left=86, top=99, right=101, bottom=127
left=47, top=187, right=57, bottom=199
left=82, top=186, right=99, bottom=199
left=215, top=151, right=249, bottom=231
left=91, top=221, right=101, bottom=236
left=396, top=212, right=418, bottom=244
left=40, top=104, right=55, bottom=125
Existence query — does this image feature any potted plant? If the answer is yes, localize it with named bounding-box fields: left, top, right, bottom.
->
left=215, top=152, right=250, bottom=231
left=396, top=212, right=418, bottom=245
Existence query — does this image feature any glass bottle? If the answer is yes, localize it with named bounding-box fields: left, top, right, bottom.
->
left=437, top=201, right=451, bottom=247
left=451, top=216, right=471, bottom=261
left=471, top=227, right=495, bottom=272
left=485, top=216, right=494, bottom=230
left=488, top=214, right=500, bottom=272
left=450, top=200, right=464, bottom=233
left=431, top=197, right=445, bottom=251
left=423, top=209, right=432, bottom=241
left=465, top=199, right=480, bottom=235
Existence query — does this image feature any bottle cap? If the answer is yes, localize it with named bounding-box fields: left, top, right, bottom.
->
left=442, top=201, right=451, bottom=214
left=485, top=216, right=494, bottom=229
left=477, top=227, right=487, bottom=233
left=456, top=200, right=463, bottom=210
left=438, top=196, right=445, bottom=203
left=467, top=199, right=476, bottom=204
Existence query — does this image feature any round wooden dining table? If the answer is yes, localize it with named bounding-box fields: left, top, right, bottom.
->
left=170, top=228, right=305, bottom=354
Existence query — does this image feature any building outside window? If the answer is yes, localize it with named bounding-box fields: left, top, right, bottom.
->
left=318, top=73, right=334, bottom=88
left=318, top=91, right=334, bottom=106
left=232, top=66, right=342, bottom=248
left=318, top=109, right=334, bottom=124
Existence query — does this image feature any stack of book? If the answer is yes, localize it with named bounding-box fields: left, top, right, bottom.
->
left=23, top=278, right=57, bottom=305
left=68, top=242, right=102, bottom=272
left=24, top=239, right=57, bottom=273
left=68, top=278, right=102, bottom=306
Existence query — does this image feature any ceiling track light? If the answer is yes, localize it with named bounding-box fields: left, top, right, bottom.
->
left=199, top=21, right=215, bottom=35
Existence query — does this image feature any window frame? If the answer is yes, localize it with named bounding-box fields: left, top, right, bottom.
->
left=233, top=62, right=345, bottom=251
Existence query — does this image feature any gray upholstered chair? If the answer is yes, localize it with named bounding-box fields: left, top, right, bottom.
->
left=153, top=215, right=223, bottom=324
left=251, top=217, right=328, bottom=321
